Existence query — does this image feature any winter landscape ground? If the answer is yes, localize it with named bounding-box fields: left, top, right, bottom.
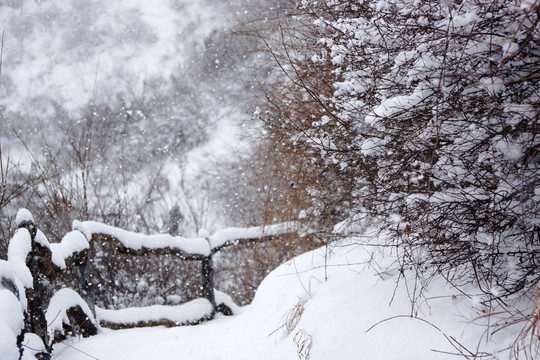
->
left=51, top=235, right=527, bottom=360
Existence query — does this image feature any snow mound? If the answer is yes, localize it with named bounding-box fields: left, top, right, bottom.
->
left=21, top=333, right=46, bottom=360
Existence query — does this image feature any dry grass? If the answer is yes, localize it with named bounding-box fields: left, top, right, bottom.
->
left=511, top=289, right=540, bottom=360
left=293, top=329, right=312, bottom=360
left=283, top=299, right=306, bottom=336
left=268, top=298, right=306, bottom=338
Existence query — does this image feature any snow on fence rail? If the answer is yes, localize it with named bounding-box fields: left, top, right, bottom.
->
left=96, top=298, right=214, bottom=329
left=74, top=220, right=299, bottom=256
left=0, top=209, right=300, bottom=360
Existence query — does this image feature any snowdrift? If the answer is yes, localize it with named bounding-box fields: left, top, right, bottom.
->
left=52, top=236, right=528, bottom=360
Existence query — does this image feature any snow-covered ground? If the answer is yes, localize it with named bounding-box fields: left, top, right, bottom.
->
left=51, top=234, right=524, bottom=360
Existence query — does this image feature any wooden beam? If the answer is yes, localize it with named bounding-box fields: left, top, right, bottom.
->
left=91, top=233, right=207, bottom=260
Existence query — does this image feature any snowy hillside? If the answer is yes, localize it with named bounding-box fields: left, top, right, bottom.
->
left=0, top=0, right=262, bottom=240
left=52, top=233, right=526, bottom=360
left=0, top=0, right=225, bottom=115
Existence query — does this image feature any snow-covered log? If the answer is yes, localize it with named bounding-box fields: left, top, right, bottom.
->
left=74, top=220, right=211, bottom=259
left=74, top=220, right=299, bottom=256
left=209, top=221, right=299, bottom=254
left=96, top=298, right=214, bottom=329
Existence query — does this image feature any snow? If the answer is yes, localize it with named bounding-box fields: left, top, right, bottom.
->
left=6, top=229, right=33, bottom=288
left=73, top=220, right=298, bottom=256
left=15, top=208, right=34, bottom=226
left=0, top=321, right=21, bottom=360
left=521, top=0, right=538, bottom=9
left=479, top=77, right=505, bottom=95
left=96, top=298, right=213, bottom=327
left=214, top=290, right=243, bottom=315
left=0, top=260, right=29, bottom=307
left=6, top=228, right=31, bottom=265
left=51, top=236, right=525, bottom=360
left=50, top=231, right=89, bottom=270
left=34, top=229, right=52, bottom=249
left=46, top=288, right=98, bottom=345
left=14, top=209, right=51, bottom=250
left=74, top=221, right=211, bottom=257
left=450, top=10, right=479, bottom=28
left=5, top=228, right=35, bottom=293
left=0, top=233, right=32, bottom=360
left=209, top=222, right=298, bottom=250
left=364, top=86, right=432, bottom=126
left=21, top=333, right=46, bottom=360
left=0, top=289, right=26, bottom=360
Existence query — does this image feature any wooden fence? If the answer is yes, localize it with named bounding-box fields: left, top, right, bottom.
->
left=0, top=209, right=298, bottom=359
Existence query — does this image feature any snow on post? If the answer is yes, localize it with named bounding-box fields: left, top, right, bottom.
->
left=46, top=288, right=98, bottom=344
left=15, top=208, right=34, bottom=227
left=12, top=209, right=53, bottom=356
left=6, top=229, right=33, bottom=289
left=50, top=231, right=90, bottom=270
left=0, top=261, right=29, bottom=310
left=50, top=229, right=95, bottom=316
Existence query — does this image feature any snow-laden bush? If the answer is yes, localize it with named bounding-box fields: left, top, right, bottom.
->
left=257, top=0, right=539, bottom=305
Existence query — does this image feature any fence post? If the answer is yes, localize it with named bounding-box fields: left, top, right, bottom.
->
left=18, top=219, right=51, bottom=358
left=76, top=249, right=95, bottom=317
left=201, top=256, right=216, bottom=312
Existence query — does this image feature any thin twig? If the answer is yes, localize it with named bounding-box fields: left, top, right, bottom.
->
left=62, top=342, right=100, bottom=360
left=0, top=30, right=4, bottom=76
